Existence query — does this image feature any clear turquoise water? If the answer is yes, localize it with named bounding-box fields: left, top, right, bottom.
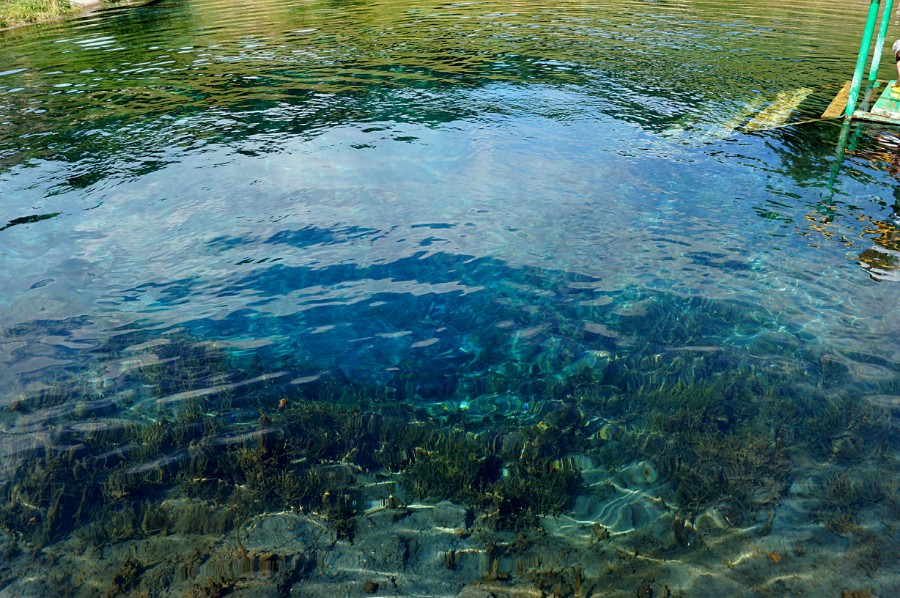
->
left=0, top=0, right=897, bottom=595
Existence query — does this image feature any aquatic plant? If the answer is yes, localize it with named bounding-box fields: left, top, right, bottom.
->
left=0, top=281, right=896, bottom=598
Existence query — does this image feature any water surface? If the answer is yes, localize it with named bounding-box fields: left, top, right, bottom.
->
left=0, top=1, right=897, bottom=596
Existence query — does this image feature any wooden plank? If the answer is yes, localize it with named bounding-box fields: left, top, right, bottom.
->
left=852, top=109, right=900, bottom=125
left=661, top=96, right=768, bottom=144
left=745, top=88, right=813, bottom=131
left=822, top=81, right=852, bottom=119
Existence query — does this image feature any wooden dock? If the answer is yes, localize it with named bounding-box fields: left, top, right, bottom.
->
left=826, top=79, right=900, bottom=125
left=870, top=81, right=900, bottom=120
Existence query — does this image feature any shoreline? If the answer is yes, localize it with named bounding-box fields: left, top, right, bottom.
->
left=0, top=0, right=83, bottom=31
left=0, top=0, right=149, bottom=31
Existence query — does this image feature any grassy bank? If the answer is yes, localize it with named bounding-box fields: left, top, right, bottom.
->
left=0, top=0, right=85, bottom=29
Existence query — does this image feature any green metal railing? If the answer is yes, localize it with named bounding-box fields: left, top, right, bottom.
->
left=867, top=0, right=895, bottom=84
left=846, top=0, right=896, bottom=117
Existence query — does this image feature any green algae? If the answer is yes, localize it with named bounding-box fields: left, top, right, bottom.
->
left=0, top=290, right=896, bottom=596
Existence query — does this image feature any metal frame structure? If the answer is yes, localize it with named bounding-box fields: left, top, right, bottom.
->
left=843, top=0, right=899, bottom=121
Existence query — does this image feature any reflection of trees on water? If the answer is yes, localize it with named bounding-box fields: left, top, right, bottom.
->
left=749, top=115, right=900, bottom=278
left=0, top=0, right=873, bottom=179
left=2, top=0, right=896, bottom=279
left=858, top=218, right=900, bottom=281
left=849, top=132, right=900, bottom=281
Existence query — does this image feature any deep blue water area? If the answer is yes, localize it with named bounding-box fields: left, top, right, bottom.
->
left=0, top=0, right=897, bottom=595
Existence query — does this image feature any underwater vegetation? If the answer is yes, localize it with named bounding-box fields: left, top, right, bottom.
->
left=0, top=289, right=896, bottom=593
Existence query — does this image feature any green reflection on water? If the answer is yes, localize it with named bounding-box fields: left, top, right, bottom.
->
left=0, top=0, right=881, bottom=170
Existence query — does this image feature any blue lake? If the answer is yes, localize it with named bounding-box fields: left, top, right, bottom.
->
left=0, top=0, right=897, bottom=595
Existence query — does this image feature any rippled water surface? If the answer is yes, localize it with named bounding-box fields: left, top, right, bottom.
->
left=0, top=0, right=898, bottom=595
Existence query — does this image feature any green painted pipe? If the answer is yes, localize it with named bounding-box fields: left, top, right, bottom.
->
left=867, top=0, right=895, bottom=84
left=846, top=0, right=882, bottom=118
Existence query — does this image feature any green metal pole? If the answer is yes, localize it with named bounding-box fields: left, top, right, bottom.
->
left=846, top=0, right=882, bottom=118
left=867, top=0, right=895, bottom=84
